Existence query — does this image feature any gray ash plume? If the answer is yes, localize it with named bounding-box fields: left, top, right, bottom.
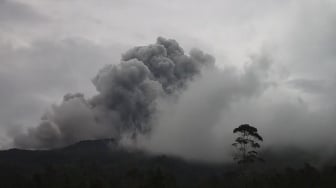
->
left=14, top=37, right=214, bottom=149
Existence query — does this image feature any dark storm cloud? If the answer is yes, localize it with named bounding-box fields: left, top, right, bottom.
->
left=13, top=37, right=214, bottom=149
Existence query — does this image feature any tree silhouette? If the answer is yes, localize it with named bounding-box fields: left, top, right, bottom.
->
left=232, top=124, right=263, bottom=165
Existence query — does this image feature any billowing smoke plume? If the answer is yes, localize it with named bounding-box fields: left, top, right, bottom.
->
left=136, top=52, right=273, bottom=162
left=135, top=50, right=336, bottom=165
left=14, top=37, right=214, bottom=149
left=13, top=36, right=336, bottom=167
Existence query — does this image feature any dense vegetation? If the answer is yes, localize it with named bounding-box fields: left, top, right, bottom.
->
left=0, top=139, right=336, bottom=188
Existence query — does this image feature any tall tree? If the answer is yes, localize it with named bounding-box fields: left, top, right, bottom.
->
left=232, top=124, right=263, bottom=165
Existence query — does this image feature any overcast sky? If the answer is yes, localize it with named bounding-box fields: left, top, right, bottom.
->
left=1, top=0, right=336, bottom=151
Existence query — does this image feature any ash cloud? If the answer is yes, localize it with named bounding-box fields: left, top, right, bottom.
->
left=15, top=93, right=103, bottom=149
left=11, top=30, right=336, bottom=166
left=0, top=38, right=120, bottom=149
left=122, top=37, right=214, bottom=93
left=2, top=0, right=336, bottom=167
left=137, top=51, right=273, bottom=162
left=14, top=37, right=214, bottom=149
left=137, top=48, right=336, bottom=165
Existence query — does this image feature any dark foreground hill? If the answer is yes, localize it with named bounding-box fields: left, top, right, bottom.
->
left=0, top=139, right=336, bottom=188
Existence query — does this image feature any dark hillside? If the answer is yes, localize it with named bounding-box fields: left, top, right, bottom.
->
left=0, top=139, right=336, bottom=188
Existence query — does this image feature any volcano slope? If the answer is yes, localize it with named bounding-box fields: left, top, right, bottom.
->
left=1, top=139, right=336, bottom=188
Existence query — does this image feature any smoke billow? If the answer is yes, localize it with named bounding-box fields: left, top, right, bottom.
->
left=15, top=93, right=105, bottom=149
left=13, top=36, right=336, bottom=166
left=14, top=37, right=214, bottom=149
left=136, top=52, right=273, bottom=162
left=135, top=50, right=336, bottom=165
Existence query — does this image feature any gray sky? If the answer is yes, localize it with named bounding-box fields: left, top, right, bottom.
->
left=1, top=0, right=336, bottom=157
